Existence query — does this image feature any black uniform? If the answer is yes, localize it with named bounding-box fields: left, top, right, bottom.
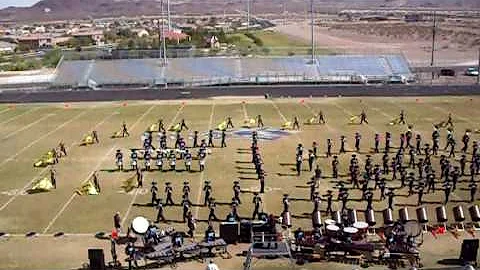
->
left=256, top=115, right=264, bottom=128
left=293, top=117, right=300, bottom=130
left=360, top=110, right=368, bottom=124
left=203, top=182, right=212, bottom=206
left=180, top=119, right=189, bottom=131
left=252, top=194, right=262, bottom=219
left=318, top=111, right=326, bottom=124
left=208, top=130, right=214, bottom=148
left=122, top=122, right=129, bottom=137
left=155, top=200, right=165, bottom=223
left=165, top=183, right=174, bottom=206
left=340, top=136, right=346, bottom=154
left=50, top=168, right=57, bottom=189
left=296, top=154, right=302, bottom=176
left=221, top=130, right=227, bottom=148
left=326, top=139, right=332, bottom=157
left=226, top=117, right=234, bottom=128
left=150, top=183, right=158, bottom=206
left=332, top=156, right=339, bottom=178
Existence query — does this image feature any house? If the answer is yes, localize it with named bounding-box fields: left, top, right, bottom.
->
left=209, top=35, right=220, bottom=49
left=0, top=41, right=16, bottom=53
left=132, top=28, right=150, bottom=38
left=17, top=34, right=53, bottom=49
left=163, top=30, right=189, bottom=44
left=72, top=30, right=104, bottom=45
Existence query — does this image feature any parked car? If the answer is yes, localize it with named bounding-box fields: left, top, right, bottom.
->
left=465, top=67, right=479, bottom=76
left=440, top=69, right=455, bottom=76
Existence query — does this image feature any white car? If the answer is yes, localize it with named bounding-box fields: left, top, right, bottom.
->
left=465, top=67, right=479, bottom=76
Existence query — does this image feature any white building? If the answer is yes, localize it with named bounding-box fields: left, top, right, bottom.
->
left=0, top=41, right=17, bottom=53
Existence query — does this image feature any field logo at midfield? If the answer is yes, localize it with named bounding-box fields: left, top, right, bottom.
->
left=231, top=128, right=292, bottom=141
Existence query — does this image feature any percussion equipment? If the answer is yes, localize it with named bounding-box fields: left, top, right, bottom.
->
left=469, top=205, right=480, bottom=222
left=353, top=221, right=368, bottom=232
left=399, top=207, right=410, bottom=223
left=131, top=216, right=149, bottom=234
left=383, top=208, right=394, bottom=226
left=454, top=205, right=466, bottom=222
left=416, top=207, right=428, bottom=224
left=220, top=222, right=239, bottom=244
left=365, top=209, right=376, bottom=226
left=324, top=219, right=336, bottom=226
left=333, top=211, right=342, bottom=225
left=343, top=227, right=358, bottom=235
left=353, top=221, right=368, bottom=240
left=312, top=211, right=322, bottom=228
left=348, top=209, right=358, bottom=224
left=326, top=224, right=340, bottom=238
left=454, top=205, right=466, bottom=231
left=436, top=205, right=448, bottom=223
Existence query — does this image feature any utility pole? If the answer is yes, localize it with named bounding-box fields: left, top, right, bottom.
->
left=167, top=0, right=171, bottom=32
left=310, top=0, right=315, bottom=64
left=160, top=0, right=167, bottom=66
left=430, top=11, right=436, bottom=80
left=246, top=0, right=250, bottom=32
left=283, top=1, right=287, bottom=26
left=477, top=47, right=480, bottom=85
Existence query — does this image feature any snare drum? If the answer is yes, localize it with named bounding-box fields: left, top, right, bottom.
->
left=326, top=224, right=340, bottom=238
left=324, top=219, right=336, bottom=226
left=353, top=221, right=368, bottom=232
left=353, top=221, right=368, bottom=240
left=343, top=227, right=358, bottom=236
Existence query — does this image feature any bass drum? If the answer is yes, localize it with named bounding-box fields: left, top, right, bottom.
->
left=131, top=216, right=149, bottom=235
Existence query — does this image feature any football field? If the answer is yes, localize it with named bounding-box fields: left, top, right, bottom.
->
left=0, top=96, right=480, bottom=269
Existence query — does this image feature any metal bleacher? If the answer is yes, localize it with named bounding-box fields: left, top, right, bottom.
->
left=52, top=55, right=415, bottom=88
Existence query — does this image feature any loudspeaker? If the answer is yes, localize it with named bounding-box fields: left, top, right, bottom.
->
left=219, top=222, right=239, bottom=244
left=88, top=249, right=105, bottom=270
left=460, top=239, right=479, bottom=263
left=239, top=220, right=252, bottom=243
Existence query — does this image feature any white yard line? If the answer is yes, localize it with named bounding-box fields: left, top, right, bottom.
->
left=43, top=105, right=156, bottom=234
left=0, top=110, right=116, bottom=212
left=0, top=107, right=11, bottom=116
left=2, top=113, right=53, bottom=140
left=0, top=111, right=88, bottom=170
left=0, top=107, right=40, bottom=125
left=270, top=100, right=288, bottom=122
left=121, top=104, right=186, bottom=227
left=193, top=103, right=215, bottom=219
left=242, top=102, right=249, bottom=120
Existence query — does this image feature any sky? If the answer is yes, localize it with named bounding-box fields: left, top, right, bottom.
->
left=0, top=0, right=40, bottom=9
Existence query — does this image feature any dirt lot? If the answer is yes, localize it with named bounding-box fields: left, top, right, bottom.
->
left=0, top=97, right=479, bottom=269
left=275, top=19, right=480, bottom=66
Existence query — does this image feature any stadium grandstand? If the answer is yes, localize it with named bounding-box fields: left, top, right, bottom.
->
left=52, top=55, right=414, bottom=88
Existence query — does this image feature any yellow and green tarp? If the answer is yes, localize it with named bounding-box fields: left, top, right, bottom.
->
left=33, top=151, right=55, bottom=167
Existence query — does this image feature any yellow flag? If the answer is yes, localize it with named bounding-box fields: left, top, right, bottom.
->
left=282, top=121, right=292, bottom=129
left=76, top=180, right=99, bottom=196
left=217, top=121, right=227, bottom=131
left=121, top=175, right=136, bottom=193
left=31, top=177, right=53, bottom=191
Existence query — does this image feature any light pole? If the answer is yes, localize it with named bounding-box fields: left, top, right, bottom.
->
left=246, top=0, right=250, bottom=32
left=167, top=0, right=171, bottom=32
left=430, top=11, right=436, bottom=80
left=310, top=0, right=316, bottom=64
left=160, top=0, right=167, bottom=66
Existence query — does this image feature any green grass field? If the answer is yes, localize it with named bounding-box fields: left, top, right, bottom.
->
left=1, top=96, right=480, bottom=269
left=227, top=30, right=332, bottom=56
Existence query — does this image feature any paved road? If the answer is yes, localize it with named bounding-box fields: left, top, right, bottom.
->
left=0, top=84, right=480, bottom=103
